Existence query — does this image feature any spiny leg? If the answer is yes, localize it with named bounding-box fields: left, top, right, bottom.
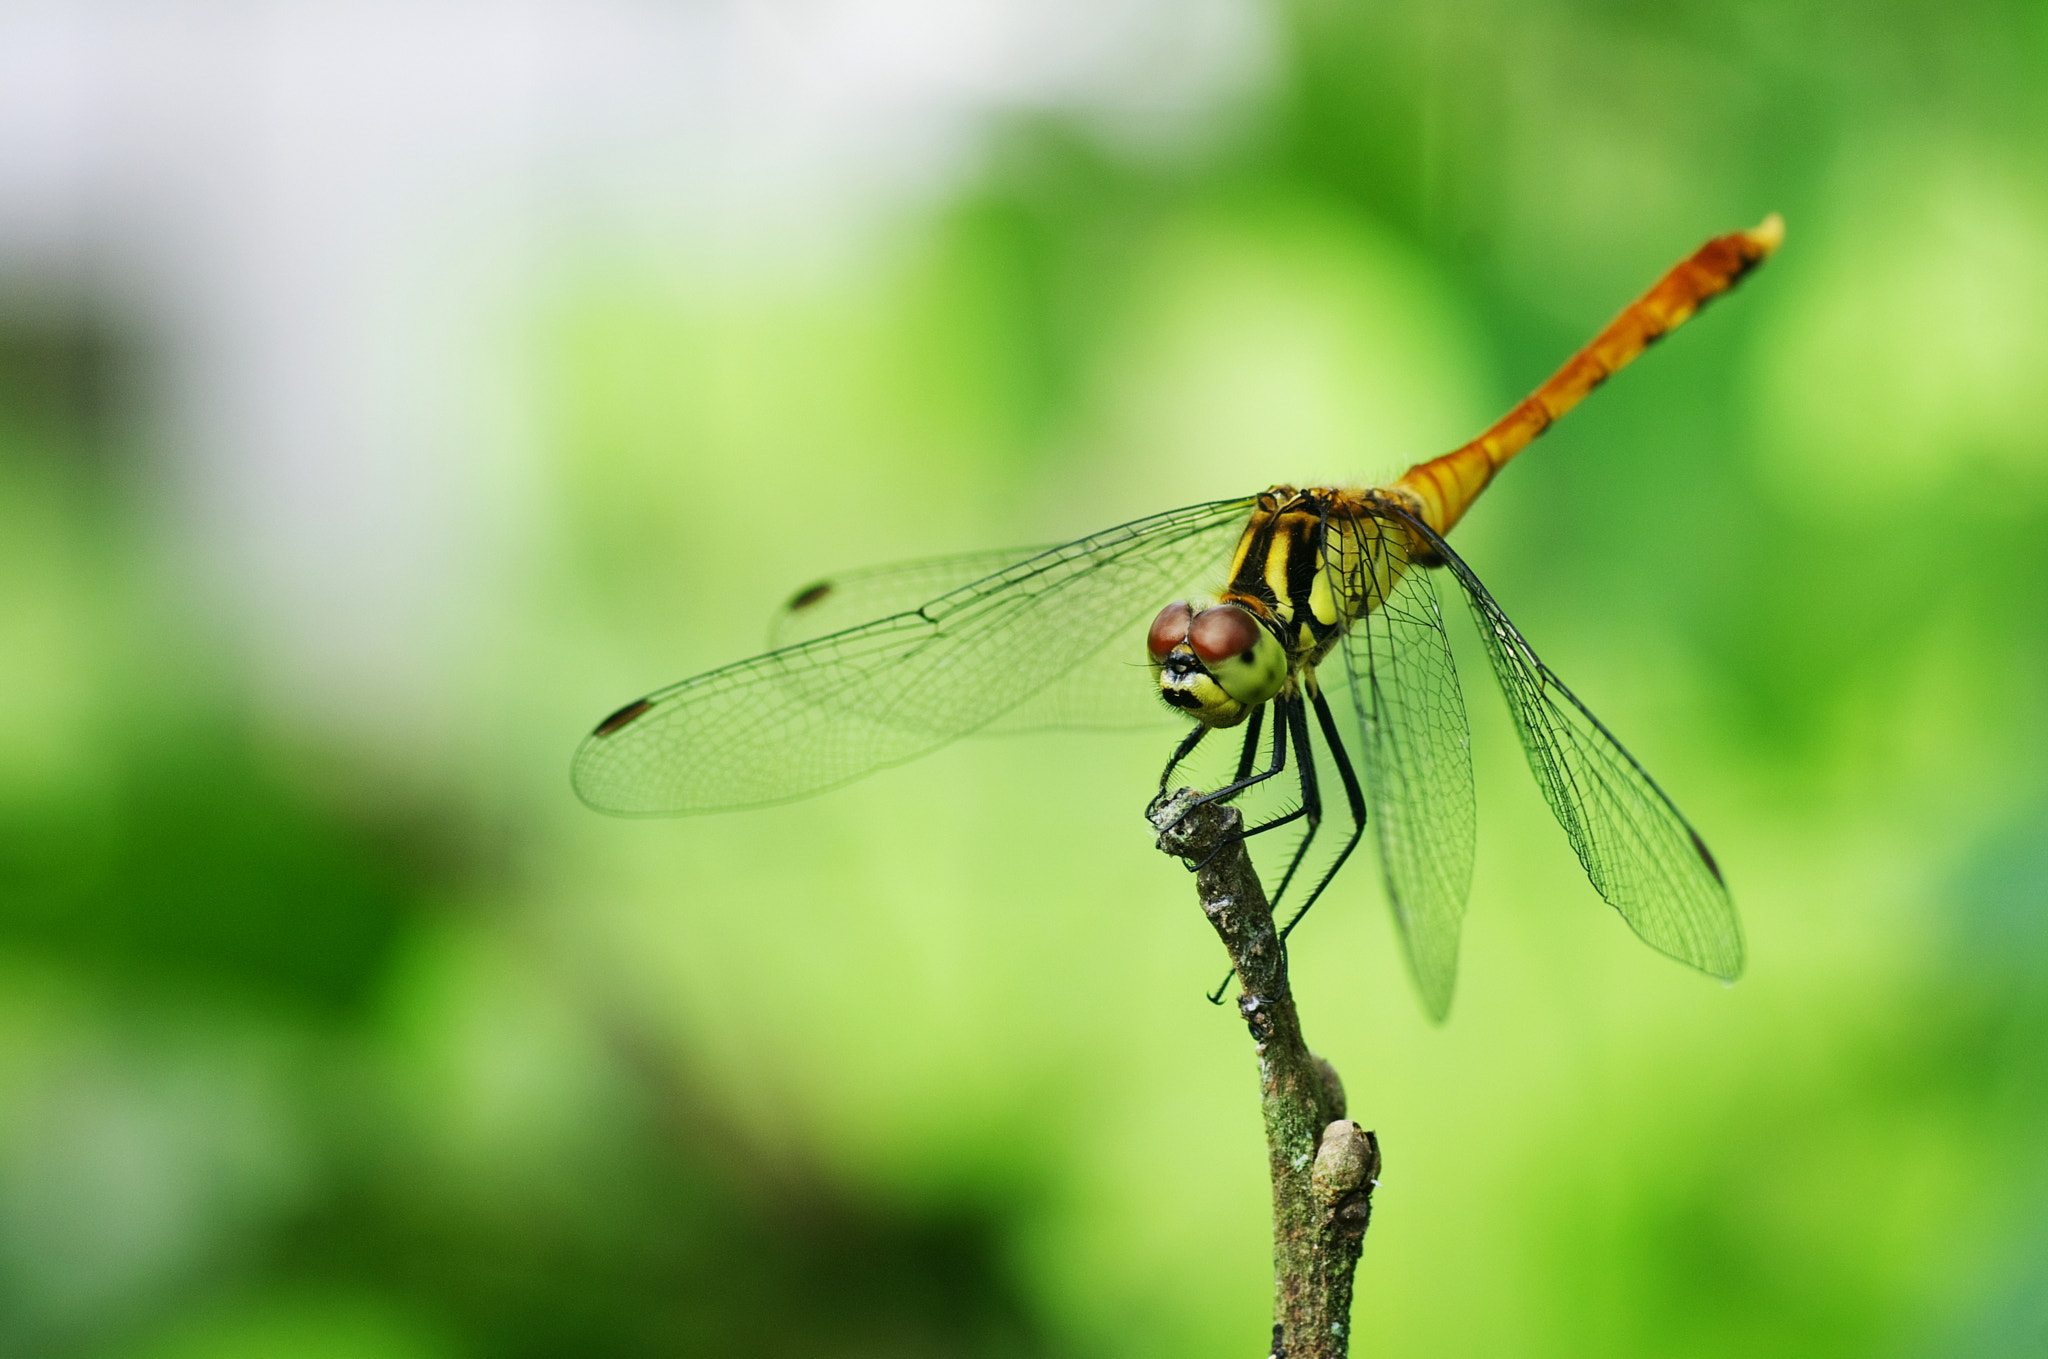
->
left=1202, top=695, right=1320, bottom=1005
left=1232, top=703, right=1266, bottom=783
left=1274, top=682, right=1370, bottom=943
left=1194, top=697, right=1290, bottom=807
left=1220, top=695, right=1316, bottom=847
left=1157, top=702, right=1285, bottom=876
left=1263, top=691, right=1327, bottom=909
left=1184, top=697, right=1310, bottom=875
left=1156, top=722, right=1210, bottom=794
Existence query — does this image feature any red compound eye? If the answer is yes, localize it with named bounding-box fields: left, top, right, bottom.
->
left=1188, top=605, right=1262, bottom=665
left=1147, top=601, right=1195, bottom=661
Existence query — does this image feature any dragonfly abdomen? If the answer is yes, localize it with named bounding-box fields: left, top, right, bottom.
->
left=1391, top=215, right=1783, bottom=540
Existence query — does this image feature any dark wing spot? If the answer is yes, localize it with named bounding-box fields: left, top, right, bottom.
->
left=1688, top=827, right=1724, bottom=884
left=593, top=698, right=654, bottom=738
left=788, top=581, right=833, bottom=611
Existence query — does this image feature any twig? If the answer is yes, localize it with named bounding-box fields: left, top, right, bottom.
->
left=1151, top=789, right=1379, bottom=1359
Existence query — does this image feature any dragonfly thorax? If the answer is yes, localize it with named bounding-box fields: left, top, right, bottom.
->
left=1147, top=487, right=1418, bottom=730
left=1232, top=486, right=1412, bottom=650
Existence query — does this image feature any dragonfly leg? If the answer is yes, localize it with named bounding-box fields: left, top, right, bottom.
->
left=1199, top=699, right=1319, bottom=1003
left=1152, top=713, right=1266, bottom=872
left=1262, top=692, right=1327, bottom=910
left=1232, top=704, right=1266, bottom=783
left=1151, top=704, right=1263, bottom=839
left=1194, top=697, right=1290, bottom=806
left=1156, top=722, right=1211, bottom=794
left=1148, top=724, right=1215, bottom=853
left=1183, top=698, right=1305, bottom=876
left=1274, top=685, right=1370, bottom=943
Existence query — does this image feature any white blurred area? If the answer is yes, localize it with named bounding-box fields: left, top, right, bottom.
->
left=0, top=0, right=1270, bottom=750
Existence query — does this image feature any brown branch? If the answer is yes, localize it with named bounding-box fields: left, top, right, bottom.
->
left=1151, top=789, right=1380, bottom=1359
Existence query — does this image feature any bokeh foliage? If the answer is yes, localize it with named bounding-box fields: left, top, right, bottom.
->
left=5, top=1, right=2048, bottom=1356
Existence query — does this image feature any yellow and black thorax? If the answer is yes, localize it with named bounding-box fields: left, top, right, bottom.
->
left=1216, top=487, right=1413, bottom=672
left=1148, top=486, right=1417, bottom=729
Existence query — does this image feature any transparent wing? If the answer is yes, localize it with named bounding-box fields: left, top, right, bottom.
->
left=769, top=549, right=1046, bottom=649
left=1395, top=510, right=1744, bottom=980
left=980, top=644, right=1180, bottom=734
left=768, top=548, right=1179, bottom=734
left=572, top=497, right=1254, bottom=815
left=1324, top=510, right=1476, bottom=1022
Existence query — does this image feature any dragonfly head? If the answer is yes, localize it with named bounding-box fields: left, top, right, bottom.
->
left=1147, top=600, right=1288, bottom=727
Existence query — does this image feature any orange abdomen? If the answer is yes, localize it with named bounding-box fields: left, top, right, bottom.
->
left=1392, top=215, right=1783, bottom=538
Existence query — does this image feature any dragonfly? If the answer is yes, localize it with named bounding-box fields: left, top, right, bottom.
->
left=574, top=216, right=1780, bottom=1019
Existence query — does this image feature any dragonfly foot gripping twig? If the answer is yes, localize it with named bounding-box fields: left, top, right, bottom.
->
left=1152, top=789, right=1380, bottom=1359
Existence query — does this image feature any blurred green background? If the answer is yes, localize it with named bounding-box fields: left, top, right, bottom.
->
left=4, top=2, right=2048, bottom=1356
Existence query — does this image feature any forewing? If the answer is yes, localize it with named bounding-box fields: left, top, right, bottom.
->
left=1403, top=515, right=1744, bottom=980
left=981, top=638, right=1185, bottom=734
left=769, top=549, right=1045, bottom=649
left=1326, top=514, right=1476, bottom=1022
left=769, top=547, right=1178, bottom=734
left=572, top=497, right=1253, bottom=814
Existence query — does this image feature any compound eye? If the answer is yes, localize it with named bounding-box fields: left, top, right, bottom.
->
left=1189, top=605, right=1263, bottom=665
left=1147, top=601, right=1195, bottom=661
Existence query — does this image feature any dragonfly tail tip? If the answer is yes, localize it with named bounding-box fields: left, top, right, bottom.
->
left=1748, top=212, right=1786, bottom=257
